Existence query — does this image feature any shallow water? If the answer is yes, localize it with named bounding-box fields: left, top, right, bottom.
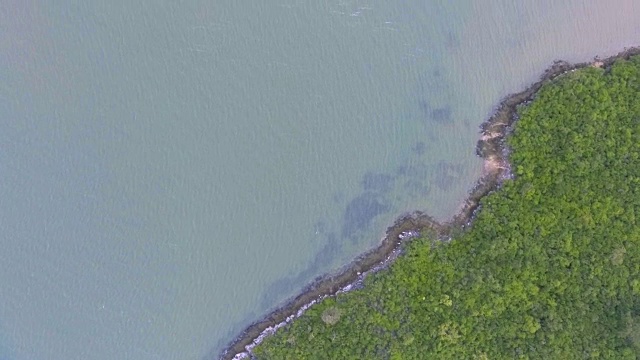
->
left=0, top=1, right=638, bottom=359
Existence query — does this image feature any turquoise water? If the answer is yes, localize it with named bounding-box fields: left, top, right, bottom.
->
left=0, top=1, right=638, bottom=359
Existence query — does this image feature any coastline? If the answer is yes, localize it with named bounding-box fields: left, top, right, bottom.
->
left=218, top=46, right=640, bottom=360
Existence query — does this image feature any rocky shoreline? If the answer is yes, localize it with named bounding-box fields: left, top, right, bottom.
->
left=217, top=46, right=640, bottom=360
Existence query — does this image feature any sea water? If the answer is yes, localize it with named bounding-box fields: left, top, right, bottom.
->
left=0, top=1, right=638, bottom=359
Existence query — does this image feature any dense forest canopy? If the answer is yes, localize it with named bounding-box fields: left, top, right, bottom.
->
left=252, top=56, right=640, bottom=359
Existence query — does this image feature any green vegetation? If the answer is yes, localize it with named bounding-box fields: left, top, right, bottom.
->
left=253, top=56, right=640, bottom=359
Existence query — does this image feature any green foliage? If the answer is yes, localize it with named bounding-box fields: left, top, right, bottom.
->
left=252, top=56, right=640, bottom=359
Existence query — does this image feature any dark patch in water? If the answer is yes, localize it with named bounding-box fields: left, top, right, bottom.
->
left=419, top=99, right=431, bottom=118
left=258, top=172, right=397, bottom=309
left=411, top=141, right=427, bottom=155
left=341, top=192, right=390, bottom=240
left=418, top=99, right=453, bottom=125
left=431, top=106, right=452, bottom=124
left=361, top=172, right=394, bottom=194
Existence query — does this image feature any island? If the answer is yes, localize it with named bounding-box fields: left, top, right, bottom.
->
left=222, top=48, right=640, bottom=359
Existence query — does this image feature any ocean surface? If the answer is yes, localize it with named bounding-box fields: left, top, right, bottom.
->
left=0, top=1, right=638, bottom=359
